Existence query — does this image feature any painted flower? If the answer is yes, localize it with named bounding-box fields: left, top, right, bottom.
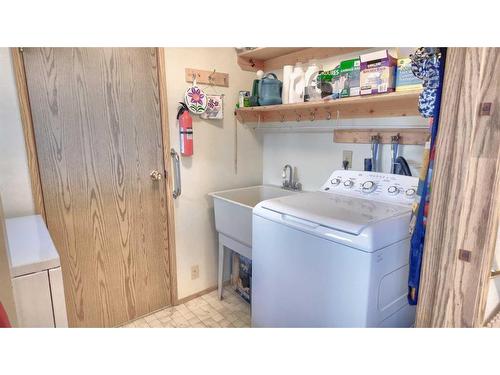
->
left=188, top=87, right=205, bottom=105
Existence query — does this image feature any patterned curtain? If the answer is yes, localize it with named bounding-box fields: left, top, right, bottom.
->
left=408, top=48, right=447, bottom=305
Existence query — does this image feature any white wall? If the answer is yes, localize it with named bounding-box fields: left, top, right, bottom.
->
left=261, top=48, right=426, bottom=191
left=0, top=48, right=35, bottom=218
left=261, top=128, right=425, bottom=191
left=164, top=48, right=262, bottom=299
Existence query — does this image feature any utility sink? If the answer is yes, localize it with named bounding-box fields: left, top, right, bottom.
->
left=210, top=185, right=299, bottom=248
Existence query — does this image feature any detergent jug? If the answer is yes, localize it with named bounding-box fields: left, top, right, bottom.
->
left=288, top=62, right=305, bottom=104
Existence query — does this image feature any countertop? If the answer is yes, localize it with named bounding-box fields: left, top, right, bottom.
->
left=5, top=215, right=60, bottom=277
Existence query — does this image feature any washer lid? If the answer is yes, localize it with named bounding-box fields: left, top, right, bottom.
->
left=259, top=191, right=410, bottom=235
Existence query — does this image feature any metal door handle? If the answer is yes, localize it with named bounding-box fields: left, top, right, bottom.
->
left=170, top=149, right=181, bottom=199
left=150, top=170, right=163, bottom=181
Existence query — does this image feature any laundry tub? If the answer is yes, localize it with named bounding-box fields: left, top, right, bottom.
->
left=209, top=185, right=299, bottom=299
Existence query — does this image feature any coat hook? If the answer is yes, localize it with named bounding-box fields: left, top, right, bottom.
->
left=208, top=69, right=216, bottom=84
left=280, top=113, right=285, bottom=122
left=295, top=111, right=302, bottom=122
left=310, top=110, right=316, bottom=121
left=326, top=111, right=332, bottom=120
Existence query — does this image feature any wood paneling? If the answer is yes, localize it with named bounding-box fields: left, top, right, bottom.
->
left=0, top=197, right=18, bottom=327
left=23, top=48, right=172, bottom=327
left=11, top=48, right=46, bottom=220
left=416, top=48, right=500, bottom=327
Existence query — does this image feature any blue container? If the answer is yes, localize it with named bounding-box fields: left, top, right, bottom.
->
left=258, top=73, right=282, bottom=106
left=364, top=158, right=372, bottom=171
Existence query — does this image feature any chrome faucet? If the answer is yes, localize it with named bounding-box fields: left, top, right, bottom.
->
left=282, top=164, right=301, bottom=191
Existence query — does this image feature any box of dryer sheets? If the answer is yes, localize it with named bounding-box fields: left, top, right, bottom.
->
left=360, top=50, right=397, bottom=95
left=340, top=58, right=360, bottom=97
left=318, top=65, right=341, bottom=99
left=396, top=58, right=423, bottom=92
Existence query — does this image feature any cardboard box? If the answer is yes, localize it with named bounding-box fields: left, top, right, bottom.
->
left=318, top=65, right=341, bottom=100
left=231, top=253, right=251, bottom=303
left=396, top=57, right=423, bottom=92
left=340, top=58, right=360, bottom=97
left=360, top=50, right=397, bottom=95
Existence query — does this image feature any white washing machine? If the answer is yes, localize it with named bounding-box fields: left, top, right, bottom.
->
left=251, top=170, right=418, bottom=327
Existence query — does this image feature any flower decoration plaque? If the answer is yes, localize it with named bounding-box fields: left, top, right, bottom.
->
left=184, top=85, right=207, bottom=114
left=201, top=95, right=224, bottom=120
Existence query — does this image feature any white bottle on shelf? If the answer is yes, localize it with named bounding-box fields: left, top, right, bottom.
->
left=288, top=62, right=305, bottom=104
left=304, top=59, right=322, bottom=102
left=282, top=65, right=293, bottom=104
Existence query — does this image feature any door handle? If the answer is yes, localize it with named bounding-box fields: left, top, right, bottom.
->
left=280, top=214, right=319, bottom=229
left=170, top=148, right=181, bottom=199
left=150, top=170, right=163, bottom=181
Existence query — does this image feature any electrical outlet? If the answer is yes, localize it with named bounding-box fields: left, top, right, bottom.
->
left=191, top=265, right=199, bottom=280
left=342, top=150, right=353, bottom=169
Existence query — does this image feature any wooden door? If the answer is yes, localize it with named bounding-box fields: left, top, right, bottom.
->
left=416, top=48, right=500, bottom=327
left=23, top=48, right=172, bottom=327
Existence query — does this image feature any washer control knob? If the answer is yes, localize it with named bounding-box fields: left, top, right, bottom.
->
left=330, top=178, right=341, bottom=186
left=343, top=180, right=354, bottom=188
left=361, top=181, right=376, bottom=193
left=387, top=186, right=399, bottom=195
left=405, top=188, right=416, bottom=197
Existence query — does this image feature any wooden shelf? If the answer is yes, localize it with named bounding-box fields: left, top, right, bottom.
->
left=236, top=91, right=422, bottom=123
left=237, top=48, right=306, bottom=61
left=237, top=47, right=367, bottom=72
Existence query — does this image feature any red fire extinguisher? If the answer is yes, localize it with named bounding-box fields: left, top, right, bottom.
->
left=177, top=102, right=193, bottom=156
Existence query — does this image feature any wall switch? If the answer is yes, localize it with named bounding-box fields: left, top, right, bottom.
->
left=342, top=150, right=353, bottom=169
left=191, top=265, right=199, bottom=280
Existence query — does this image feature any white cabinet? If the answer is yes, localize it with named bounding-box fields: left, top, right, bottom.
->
left=6, top=215, right=68, bottom=328
left=11, top=267, right=68, bottom=328
left=49, top=267, right=68, bottom=327
left=12, top=270, right=54, bottom=327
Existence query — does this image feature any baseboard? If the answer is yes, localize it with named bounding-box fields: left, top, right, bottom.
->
left=175, top=281, right=231, bottom=306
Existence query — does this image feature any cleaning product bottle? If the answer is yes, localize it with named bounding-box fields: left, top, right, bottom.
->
left=282, top=65, right=293, bottom=104
left=288, top=62, right=305, bottom=104
left=304, top=59, right=322, bottom=102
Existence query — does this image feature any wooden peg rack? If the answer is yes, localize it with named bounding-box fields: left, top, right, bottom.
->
left=333, top=128, right=429, bottom=145
left=185, top=68, right=229, bottom=87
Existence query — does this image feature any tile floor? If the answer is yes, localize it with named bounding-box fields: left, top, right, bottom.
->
left=122, top=286, right=251, bottom=328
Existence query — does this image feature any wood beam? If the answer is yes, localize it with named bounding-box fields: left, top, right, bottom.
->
left=416, top=48, right=500, bottom=327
